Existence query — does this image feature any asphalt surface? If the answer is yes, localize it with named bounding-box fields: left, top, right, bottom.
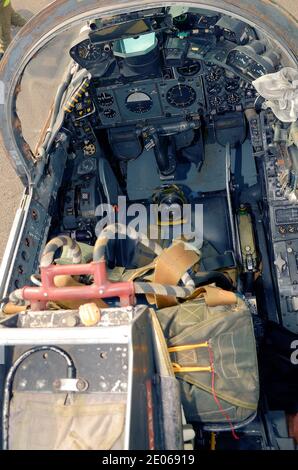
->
left=0, top=0, right=297, bottom=263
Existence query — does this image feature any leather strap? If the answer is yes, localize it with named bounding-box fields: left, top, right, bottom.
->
left=110, top=242, right=199, bottom=308
left=2, top=303, right=26, bottom=315
left=149, top=241, right=199, bottom=308
left=125, top=261, right=156, bottom=281
left=188, top=285, right=237, bottom=307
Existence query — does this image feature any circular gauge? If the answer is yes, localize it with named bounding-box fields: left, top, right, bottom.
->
left=78, top=158, right=96, bottom=175
left=177, top=60, right=201, bottom=76
left=97, top=92, right=114, bottom=107
left=103, top=109, right=116, bottom=119
left=225, top=78, right=239, bottom=92
left=166, top=84, right=196, bottom=108
left=207, top=83, right=222, bottom=95
left=214, top=50, right=227, bottom=62
left=83, top=143, right=96, bottom=157
left=206, top=66, right=222, bottom=83
left=77, top=40, right=102, bottom=62
left=126, top=92, right=153, bottom=114
left=209, top=95, right=222, bottom=108
left=227, top=93, right=240, bottom=105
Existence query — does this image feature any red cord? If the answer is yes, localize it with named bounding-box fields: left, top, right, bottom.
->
left=207, top=341, right=240, bottom=441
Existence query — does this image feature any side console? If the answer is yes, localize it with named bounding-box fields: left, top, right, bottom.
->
left=262, top=114, right=298, bottom=333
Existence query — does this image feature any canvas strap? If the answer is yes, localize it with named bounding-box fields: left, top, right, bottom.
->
left=147, top=241, right=199, bottom=308
left=187, top=285, right=238, bottom=306
left=168, top=342, right=212, bottom=373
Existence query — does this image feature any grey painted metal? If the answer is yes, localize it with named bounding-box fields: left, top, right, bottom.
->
left=0, top=305, right=151, bottom=345
left=0, top=326, right=130, bottom=346
left=0, top=190, right=32, bottom=301
left=225, top=142, right=238, bottom=257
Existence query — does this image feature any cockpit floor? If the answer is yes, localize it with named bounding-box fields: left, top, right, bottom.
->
left=126, top=139, right=257, bottom=200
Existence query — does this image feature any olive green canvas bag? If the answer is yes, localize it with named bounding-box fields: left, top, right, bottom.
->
left=157, top=296, right=259, bottom=425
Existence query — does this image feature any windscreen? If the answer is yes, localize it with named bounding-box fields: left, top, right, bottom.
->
left=91, top=19, right=152, bottom=43
left=16, top=25, right=82, bottom=154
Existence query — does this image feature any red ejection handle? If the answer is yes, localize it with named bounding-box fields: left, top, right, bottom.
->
left=21, top=261, right=135, bottom=308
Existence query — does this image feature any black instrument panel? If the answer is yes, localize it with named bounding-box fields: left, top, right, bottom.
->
left=92, top=64, right=256, bottom=126
left=68, top=13, right=281, bottom=126
left=95, top=74, right=205, bottom=125
left=67, top=60, right=258, bottom=127
left=203, top=63, right=256, bottom=114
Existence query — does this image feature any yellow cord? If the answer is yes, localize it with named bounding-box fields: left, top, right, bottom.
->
left=168, top=342, right=209, bottom=353
left=210, top=432, right=216, bottom=450
left=172, top=363, right=212, bottom=373
left=169, top=342, right=211, bottom=374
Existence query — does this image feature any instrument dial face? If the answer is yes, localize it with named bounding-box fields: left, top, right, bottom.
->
left=227, top=93, right=240, bottom=105
left=98, top=92, right=114, bottom=106
left=177, top=60, right=201, bottom=76
left=78, top=157, right=96, bottom=174
left=209, top=95, right=222, bottom=108
left=126, top=92, right=153, bottom=114
left=77, top=40, right=102, bottom=62
left=225, top=78, right=239, bottom=92
left=206, top=66, right=222, bottom=83
left=166, top=84, right=196, bottom=108
left=103, top=109, right=116, bottom=119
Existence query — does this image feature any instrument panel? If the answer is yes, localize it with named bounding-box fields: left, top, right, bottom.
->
left=66, top=10, right=283, bottom=127
left=95, top=75, right=205, bottom=126
left=67, top=59, right=258, bottom=128
left=263, top=137, right=298, bottom=333
left=93, top=64, right=256, bottom=127
left=203, top=64, right=256, bottom=114
left=68, top=46, right=262, bottom=128
left=70, top=38, right=112, bottom=67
